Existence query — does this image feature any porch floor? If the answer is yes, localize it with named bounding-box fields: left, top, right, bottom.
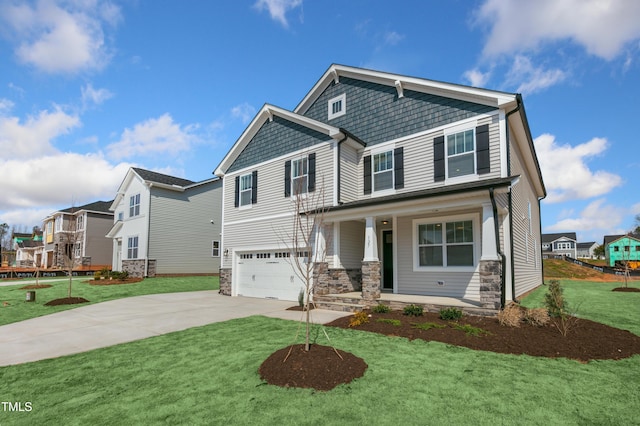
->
left=327, top=292, right=483, bottom=309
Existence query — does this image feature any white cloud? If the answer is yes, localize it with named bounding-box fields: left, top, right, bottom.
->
left=463, top=68, right=491, bottom=87
left=0, top=98, right=14, bottom=114
left=383, top=31, right=404, bottom=46
left=0, top=0, right=121, bottom=74
left=231, top=103, right=256, bottom=124
left=0, top=107, right=81, bottom=159
left=546, top=199, right=624, bottom=233
left=253, top=0, right=302, bottom=28
left=0, top=152, right=133, bottom=211
left=81, top=83, right=113, bottom=108
left=476, top=0, right=640, bottom=60
left=107, top=114, right=199, bottom=160
left=535, top=134, right=623, bottom=203
left=506, top=55, right=567, bottom=94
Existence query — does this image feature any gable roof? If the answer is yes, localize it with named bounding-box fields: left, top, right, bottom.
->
left=577, top=242, right=597, bottom=249
left=132, top=168, right=195, bottom=187
left=604, top=234, right=640, bottom=246
left=541, top=232, right=577, bottom=244
left=61, top=200, right=114, bottom=214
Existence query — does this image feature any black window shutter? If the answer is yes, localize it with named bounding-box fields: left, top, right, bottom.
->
left=433, top=136, right=445, bottom=182
left=251, top=170, right=258, bottom=204
left=476, top=124, right=490, bottom=174
left=363, top=155, right=372, bottom=195
left=284, top=160, right=291, bottom=197
left=394, top=147, right=404, bottom=189
left=234, top=176, right=240, bottom=208
left=308, top=153, right=316, bottom=192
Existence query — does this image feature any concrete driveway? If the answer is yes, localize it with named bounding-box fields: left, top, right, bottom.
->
left=0, top=291, right=351, bottom=367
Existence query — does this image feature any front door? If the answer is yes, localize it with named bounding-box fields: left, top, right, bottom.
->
left=382, top=230, right=393, bottom=291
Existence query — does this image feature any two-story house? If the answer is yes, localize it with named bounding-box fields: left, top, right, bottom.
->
left=215, top=64, right=546, bottom=313
left=106, top=168, right=222, bottom=277
left=604, top=234, right=640, bottom=268
left=541, top=232, right=577, bottom=258
left=13, top=229, right=43, bottom=267
left=41, top=201, right=114, bottom=269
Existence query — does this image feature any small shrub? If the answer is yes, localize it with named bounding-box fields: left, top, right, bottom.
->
left=412, top=322, right=446, bottom=331
left=349, top=311, right=370, bottom=327
left=377, top=318, right=401, bottom=326
left=543, top=279, right=579, bottom=336
left=439, top=307, right=463, bottom=321
left=524, top=308, right=550, bottom=326
left=371, top=303, right=391, bottom=313
left=453, top=323, right=489, bottom=337
left=93, top=271, right=101, bottom=279
left=497, top=304, right=523, bottom=327
left=99, top=267, right=110, bottom=277
left=403, top=304, right=423, bottom=316
left=298, top=289, right=304, bottom=307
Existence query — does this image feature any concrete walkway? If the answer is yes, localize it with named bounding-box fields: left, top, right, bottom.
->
left=0, top=291, right=351, bottom=367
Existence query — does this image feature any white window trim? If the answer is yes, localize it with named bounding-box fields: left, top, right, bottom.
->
left=291, top=156, right=309, bottom=197
left=239, top=173, right=253, bottom=210
left=212, top=240, right=220, bottom=257
left=370, top=146, right=396, bottom=196
left=127, top=236, right=139, bottom=259
left=412, top=213, right=480, bottom=272
left=129, top=194, right=141, bottom=217
left=443, top=124, right=479, bottom=185
left=327, top=94, right=346, bottom=120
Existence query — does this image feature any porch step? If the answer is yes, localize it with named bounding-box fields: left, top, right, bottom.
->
left=313, top=300, right=362, bottom=312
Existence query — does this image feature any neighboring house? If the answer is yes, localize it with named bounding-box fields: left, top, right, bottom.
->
left=106, top=168, right=222, bottom=277
left=41, top=201, right=114, bottom=269
left=541, top=232, right=577, bottom=258
left=13, top=230, right=44, bottom=267
left=576, top=241, right=599, bottom=259
left=215, top=64, right=546, bottom=312
left=604, top=234, right=640, bottom=267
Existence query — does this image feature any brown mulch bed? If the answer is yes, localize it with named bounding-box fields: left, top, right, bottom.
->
left=613, top=287, right=640, bottom=292
left=20, top=284, right=53, bottom=289
left=259, top=344, right=367, bottom=391
left=326, top=310, right=640, bottom=363
left=89, top=278, right=143, bottom=286
left=44, top=297, right=90, bottom=306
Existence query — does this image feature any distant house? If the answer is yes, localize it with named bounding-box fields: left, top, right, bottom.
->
left=12, top=230, right=43, bottom=267
left=106, top=168, right=222, bottom=277
left=541, top=232, right=577, bottom=258
left=604, top=234, right=640, bottom=267
left=576, top=241, right=599, bottom=259
left=41, top=201, right=114, bottom=269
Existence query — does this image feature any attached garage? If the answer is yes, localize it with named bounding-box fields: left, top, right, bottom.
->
left=235, top=251, right=306, bottom=301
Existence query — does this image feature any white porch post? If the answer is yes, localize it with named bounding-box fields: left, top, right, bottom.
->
left=312, top=224, right=326, bottom=262
left=481, top=202, right=500, bottom=261
left=363, top=216, right=378, bottom=261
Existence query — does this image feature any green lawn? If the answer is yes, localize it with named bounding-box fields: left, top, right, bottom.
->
left=1, top=279, right=639, bottom=425
left=0, top=276, right=219, bottom=326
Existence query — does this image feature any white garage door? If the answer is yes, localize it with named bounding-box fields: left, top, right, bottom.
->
left=236, top=251, right=306, bottom=301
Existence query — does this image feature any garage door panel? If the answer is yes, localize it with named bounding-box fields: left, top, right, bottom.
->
left=236, top=252, right=306, bottom=301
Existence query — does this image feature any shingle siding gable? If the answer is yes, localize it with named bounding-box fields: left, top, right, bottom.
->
left=303, top=77, right=497, bottom=145
left=227, top=115, right=333, bottom=173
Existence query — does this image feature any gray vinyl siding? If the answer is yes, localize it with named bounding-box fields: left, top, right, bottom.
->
left=302, top=77, right=497, bottom=147
left=339, top=221, right=364, bottom=268
left=358, top=113, right=502, bottom=200
left=84, top=213, right=114, bottom=265
left=224, top=142, right=335, bottom=225
left=148, top=180, right=222, bottom=274
left=339, top=144, right=360, bottom=203
left=509, top=129, right=543, bottom=297
left=396, top=212, right=482, bottom=301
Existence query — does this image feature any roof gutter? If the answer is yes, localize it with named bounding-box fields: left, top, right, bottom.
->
left=505, top=102, right=520, bottom=303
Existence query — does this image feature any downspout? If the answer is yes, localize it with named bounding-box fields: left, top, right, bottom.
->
left=489, top=187, right=507, bottom=309
left=146, top=184, right=152, bottom=277
left=336, top=133, right=349, bottom=205
left=506, top=101, right=521, bottom=303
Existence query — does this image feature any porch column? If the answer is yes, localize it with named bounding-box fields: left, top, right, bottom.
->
left=480, top=203, right=500, bottom=261
left=312, top=223, right=326, bottom=262
left=362, top=216, right=381, bottom=301
left=363, top=217, right=378, bottom=261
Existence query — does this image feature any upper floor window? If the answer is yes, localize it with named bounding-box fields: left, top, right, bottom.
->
left=292, top=157, right=308, bottom=195
left=212, top=241, right=220, bottom=257
left=129, top=194, right=141, bottom=217
left=373, top=151, right=393, bottom=191
left=364, top=147, right=404, bottom=195
left=76, top=215, right=84, bottom=231
left=239, top=174, right=253, bottom=207
left=55, top=217, right=63, bottom=232
left=327, top=94, right=346, bottom=120
left=234, top=171, right=258, bottom=208
left=614, top=246, right=620, bottom=252
left=434, top=124, right=490, bottom=183
left=118, top=212, right=124, bottom=221
left=447, top=129, right=475, bottom=178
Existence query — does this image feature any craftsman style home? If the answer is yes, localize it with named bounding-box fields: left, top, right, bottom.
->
left=541, top=232, right=577, bottom=258
left=107, top=168, right=222, bottom=277
left=215, top=65, right=546, bottom=313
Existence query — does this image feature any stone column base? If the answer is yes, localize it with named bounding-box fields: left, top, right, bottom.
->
left=361, top=261, right=381, bottom=301
left=479, top=259, right=502, bottom=310
left=219, top=268, right=232, bottom=296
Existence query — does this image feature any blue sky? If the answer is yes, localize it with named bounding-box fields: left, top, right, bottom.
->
left=0, top=0, right=639, bottom=244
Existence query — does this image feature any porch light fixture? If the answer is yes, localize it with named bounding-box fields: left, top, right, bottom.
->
left=382, top=220, right=389, bottom=225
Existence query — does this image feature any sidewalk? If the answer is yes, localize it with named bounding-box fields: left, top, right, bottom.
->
left=0, top=291, right=351, bottom=367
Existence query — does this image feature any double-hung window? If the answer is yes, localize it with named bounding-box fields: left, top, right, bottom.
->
left=416, top=217, right=475, bottom=268
left=129, top=194, right=141, bottom=217
left=212, top=241, right=220, bottom=257
left=292, top=157, right=308, bottom=196
left=127, top=236, right=139, bottom=259
left=373, top=151, right=393, bottom=191
left=239, top=174, right=253, bottom=207
left=446, top=129, right=475, bottom=178
left=74, top=243, right=82, bottom=258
